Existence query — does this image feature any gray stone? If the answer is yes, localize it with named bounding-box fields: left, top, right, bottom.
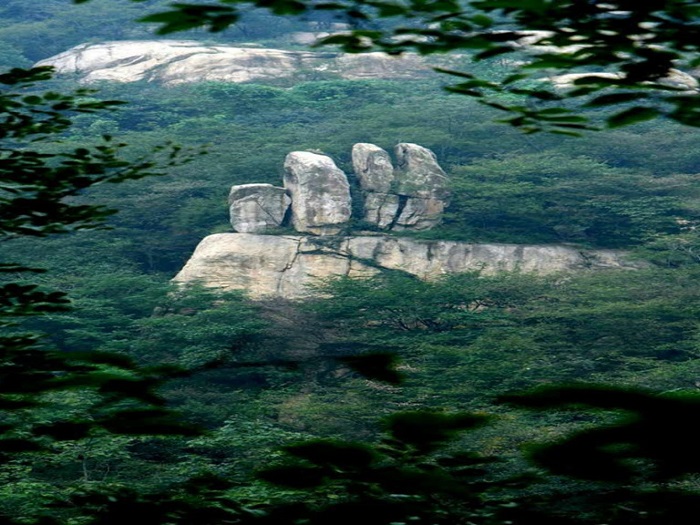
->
left=394, top=143, right=450, bottom=200
left=550, top=70, right=698, bottom=91
left=283, top=152, right=352, bottom=235
left=362, top=192, right=401, bottom=229
left=228, top=183, right=290, bottom=233
left=392, top=196, right=447, bottom=231
left=352, top=143, right=394, bottom=193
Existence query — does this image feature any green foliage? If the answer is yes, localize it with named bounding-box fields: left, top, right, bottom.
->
left=255, top=410, right=514, bottom=525
left=308, top=266, right=700, bottom=408
left=0, top=69, right=209, bottom=523
left=0, top=67, right=186, bottom=238
left=128, top=285, right=266, bottom=369
left=442, top=153, right=694, bottom=246
left=504, top=385, right=700, bottom=482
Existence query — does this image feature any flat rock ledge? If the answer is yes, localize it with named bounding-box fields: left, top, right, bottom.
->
left=172, top=233, right=641, bottom=299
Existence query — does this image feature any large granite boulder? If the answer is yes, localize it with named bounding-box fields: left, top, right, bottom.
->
left=283, top=152, right=352, bottom=236
left=228, top=183, right=290, bottom=233
left=173, top=143, right=644, bottom=300
left=172, top=233, right=642, bottom=299
left=351, top=142, right=450, bottom=231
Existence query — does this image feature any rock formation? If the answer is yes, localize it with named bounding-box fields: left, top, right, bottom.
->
left=352, top=143, right=450, bottom=230
left=228, top=184, right=290, bottom=233
left=283, top=152, right=352, bottom=235
left=172, top=233, right=640, bottom=299
left=173, top=142, right=642, bottom=299
left=35, top=41, right=455, bottom=85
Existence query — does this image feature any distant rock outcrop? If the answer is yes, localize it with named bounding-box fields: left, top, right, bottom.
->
left=228, top=184, right=290, bottom=233
left=172, top=233, right=640, bottom=299
left=35, top=41, right=450, bottom=85
left=37, top=40, right=699, bottom=94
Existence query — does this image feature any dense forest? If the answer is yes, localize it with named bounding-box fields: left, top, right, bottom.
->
left=2, top=1, right=700, bottom=523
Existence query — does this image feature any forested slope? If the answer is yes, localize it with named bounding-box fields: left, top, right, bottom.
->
left=2, top=1, right=700, bottom=523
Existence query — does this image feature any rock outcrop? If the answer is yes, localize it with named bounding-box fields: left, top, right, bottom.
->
left=36, top=41, right=452, bottom=85
left=173, top=142, right=642, bottom=300
left=228, top=184, right=290, bottom=233
left=172, top=233, right=640, bottom=299
left=283, top=152, right=352, bottom=235
left=352, top=143, right=450, bottom=230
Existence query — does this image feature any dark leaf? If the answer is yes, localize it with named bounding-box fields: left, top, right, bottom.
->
left=586, top=92, right=651, bottom=107
left=386, top=411, right=490, bottom=451
left=257, top=466, right=327, bottom=488
left=338, top=352, right=404, bottom=384
left=474, top=46, right=514, bottom=60
left=607, top=106, right=661, bottom=128
left=33, top=421, right=92, bottom=440
left=284, top=440, right=377, bottom=469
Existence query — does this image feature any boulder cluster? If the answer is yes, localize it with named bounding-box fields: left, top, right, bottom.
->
left=176, top=142, right=640, bottom=299
left=228, top=143, right=450, bottom=236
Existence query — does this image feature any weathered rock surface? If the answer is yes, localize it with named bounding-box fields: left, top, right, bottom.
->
left=362, top=193, right=402, bottom=229
left=352, top=143, right=450, bottom=231
left=172, top=233, right=641, bottom=299
left=283, top=152, right=352, bottom=235
left=35, top=41, right=449, bottom=85
left=228, top=183, right=291, bottom=233
left=393, top=143, right=450, bottom=230
left=37, top=40, right=698, bottom=96
left=395, top=143, right=449, bottom=200
left=352, top=143, right=394, bottom=193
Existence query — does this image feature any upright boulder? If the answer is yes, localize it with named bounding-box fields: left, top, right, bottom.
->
left=394, top=143, right=449, bottom=199
left=392, top=143, right=450, bottom=230
left=283, top=152, right=352, bottom=235
left=352, top=143, right=394, bottom=193
left=228, top=183, right=290, bottom=233
left=352, top=142, right=450, bottom=231
left=352, top=143, right=400, bottom=228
